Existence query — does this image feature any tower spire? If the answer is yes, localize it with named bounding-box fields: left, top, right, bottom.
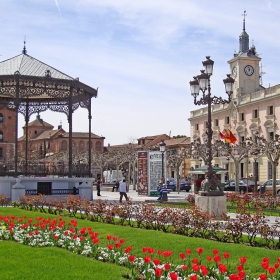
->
left=22, top=36, right=27, bottom=54
left=242, top=10, right=247, bottom=31
left=239, top=10, right=249, bottom=53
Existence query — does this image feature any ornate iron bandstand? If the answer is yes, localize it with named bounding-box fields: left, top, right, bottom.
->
left=0, top=46, right=98, bottom=177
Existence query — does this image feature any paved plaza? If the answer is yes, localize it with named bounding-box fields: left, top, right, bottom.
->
left=93, top=185, right=189, bottom=203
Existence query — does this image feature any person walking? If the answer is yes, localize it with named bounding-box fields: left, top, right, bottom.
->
left=195, top=176, right=202, bottom=194
left=119, top=179, right=129, bottom=203
left=112, top=180, right=120, bottom=192
left=96, top=176, right=101, bottom=196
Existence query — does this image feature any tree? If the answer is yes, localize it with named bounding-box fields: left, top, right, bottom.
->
left=250, top=134, right=280, bottom=196
left=166, top=145, right=192, bottom=193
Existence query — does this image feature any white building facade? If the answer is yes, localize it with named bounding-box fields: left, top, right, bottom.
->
left=188, top=15, right=280, bottom=185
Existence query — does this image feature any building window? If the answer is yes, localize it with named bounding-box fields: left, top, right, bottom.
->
left=225, top=116, right=230, bottom=124
left=0, top=114, right=3, bottom=122
left=35, top=130, right=37, bottom=135
left=0, top=131, right=3, bottom=142
left=95, top=141, right=101, bottom=151
left=204, top=121, right=208, bottom=129
left=61, top=140, right=67, bottom=150
left=0, top=148, right=2, bottom=157
left=240, top=136, right=245, bottom=143
left=269, top=132, right=274, bottom=141
left=267, top=105, right=274, bottom=115
left=195, top=123, right=199, bottom=131
left=79, top=141, right=84, bottom=151
left=214, top=119, right=219, bottom=127
left=252, top=109, right=258, bottom=119
left=239, top=112, right=244, bottom=121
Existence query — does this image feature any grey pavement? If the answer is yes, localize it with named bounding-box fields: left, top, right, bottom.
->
left=94, top=185, right=189, bottom=203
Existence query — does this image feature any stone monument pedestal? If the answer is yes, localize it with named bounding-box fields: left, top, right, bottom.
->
left=195, top=195, right=226, bottom=220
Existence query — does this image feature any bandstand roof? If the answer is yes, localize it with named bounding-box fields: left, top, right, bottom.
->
left=0, top=46, right=98, bottom=115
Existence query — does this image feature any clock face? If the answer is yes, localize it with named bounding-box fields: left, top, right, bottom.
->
left=244, top=65, right=254, bottom=76
left=232, top=66, right=237, bottom=77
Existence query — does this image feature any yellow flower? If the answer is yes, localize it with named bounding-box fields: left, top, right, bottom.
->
left=2, top=225, right=6, bottom=229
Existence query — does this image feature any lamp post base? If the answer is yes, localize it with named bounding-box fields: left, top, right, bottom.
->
left=195, top=195, right=227, bottom=220
left=199, top=190, right=224, bottom=196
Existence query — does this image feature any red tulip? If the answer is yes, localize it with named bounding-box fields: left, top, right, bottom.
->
left=219, top=263, right=227, bottom=274
left=262, top=262, right=269, bottom=270
left=179, top=253, right=186, bottom=260
left=169, top=271, right=178, bottom=280
left=144, top=256, right=151, bottom=263
left=206, top=256, right=212, bottom=262
left=196, top=247, right=204, bottom=255
left=274, top=263, right=279, bottom=269
left=190, top=274, right=198, bottom=280
left=237, top=264, right=244, bottom=272
left=181, top=265, right=188, bottom=271
left=157, top=250, right=162, bottom=255
left=106, top=235, right=111, bottom=240
left=239, top=257, right=247, bottom=264
left=192, top=258, right=199, bottom=264
left=238, top=270, right=246, bottom=278
left=229, top=274, right=239, bottom=280
left=262, top=257, right=269, bottom=263
left=128, top=255, right=136, bottom=262
left=149, top=248, right=155, bottom=254
left=223, top=252, right=230, bottom=259
left=259, top=273, right=267, bottom=280
left=107, top=244, right=113, bottom=250
left=142, top=247, right=148, bottom=254
left=119, top=238, right=125, bottom=244
left=212, top=249, right=219, bottom=255
left=214, top=255, right=221, bottom=263
left=164, top=263, right=171, bottom=271
left=192, top=264, right=200, bottom=272
left=268, top=267, right=276, bottom=275
left=155, top=268, right=162, bottom=277
left=115, top=242, right=121, bottom=249
left=153, top=259, right=160, bottom=266
left=186, top=249, right=191, bottom=255
left=113, top=236, right=117, bottom=241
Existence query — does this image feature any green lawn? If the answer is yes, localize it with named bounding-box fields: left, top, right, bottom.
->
left=0, top=207, right=279, bottom=279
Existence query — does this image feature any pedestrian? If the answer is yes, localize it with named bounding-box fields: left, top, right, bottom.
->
left=112, top=180, right=120, bottom=192
left=195, top=176, right=202, bottom=193
left=96, top=176, right=101, bottom=196
left=119, top=179, right=129, bottom=203
left=157, top=183, right=168, bottom=201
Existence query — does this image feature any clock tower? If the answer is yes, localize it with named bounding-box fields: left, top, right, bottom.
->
left=228, top=11, right=261, bottom=98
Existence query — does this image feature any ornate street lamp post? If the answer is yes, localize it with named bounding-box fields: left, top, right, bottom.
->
left=159, top=140, right=166, bottom=183
left=189, top=56, right=234, bottom=194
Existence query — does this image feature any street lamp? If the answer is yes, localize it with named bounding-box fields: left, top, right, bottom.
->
left=189, top=56, right=234, bottom=193
left=159, top=140, right=166, bottom=183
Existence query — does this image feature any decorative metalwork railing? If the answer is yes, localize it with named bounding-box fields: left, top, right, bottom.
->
left=25, top=189, right=79, bottom=195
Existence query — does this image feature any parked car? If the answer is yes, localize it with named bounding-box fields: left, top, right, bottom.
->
left=180, top=179, right=191, bottom=192
left=166, top=178, right=176, bottom=191
left=224, top=179, right=255, bottom=194
left=258, top=179, right=280, bottom=195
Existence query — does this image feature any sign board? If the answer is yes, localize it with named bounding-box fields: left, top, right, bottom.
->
left=148, top=151, right=166, bottom=192
left=137, top=151, right=148, bottom=196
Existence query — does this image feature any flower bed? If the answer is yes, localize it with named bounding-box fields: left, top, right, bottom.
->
left=6, top=194, right=280, bottom=249
left=0, top=214, right=279, bottom=280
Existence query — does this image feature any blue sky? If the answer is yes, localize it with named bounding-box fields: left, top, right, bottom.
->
left=1, top=0, right=280, bottom=145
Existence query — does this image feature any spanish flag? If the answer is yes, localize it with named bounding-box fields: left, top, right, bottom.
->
left=219, top=129, right=237, bottom=144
